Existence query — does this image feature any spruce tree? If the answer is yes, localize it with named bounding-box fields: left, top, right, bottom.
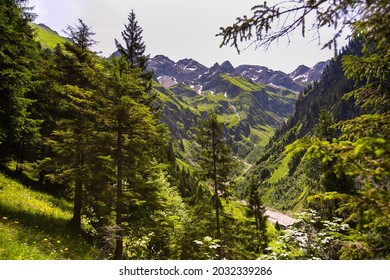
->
left=196, top=110, right=235, bottom=259
left=49, top=20, right=99, bottom=229
left=0, top=0, right=41, bottom=170
left=101, top=56, right=162, bottom=259
left=115, top=10, right=147, bottom=69
left=248, top=178, right=268, bottom=253
left=115, top=10, right=153, bottom=83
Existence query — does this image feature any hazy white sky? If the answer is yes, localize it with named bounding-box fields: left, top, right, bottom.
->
left=28, top=0, right=349, bottom=73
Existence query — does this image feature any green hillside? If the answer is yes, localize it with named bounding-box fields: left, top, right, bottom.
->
left=242, top=40, right=363, bottom=211
left=155, top=76, right=296, bottom=164
left=0, top=172, right=97, bottom=259
left=30, top=23, right=69, bottom=49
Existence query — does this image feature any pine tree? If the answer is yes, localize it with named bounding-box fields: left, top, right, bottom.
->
left=115, top=10, right=153, bottom=83
left=48, top=20, right=99, bottom=229
left=115, top=10, right=147, bottom=69
left=248, top=178, right=268, bottom=253
left=196, top=110, right=236, bottom=259
left=64, top=19, right=97, bottom=52
left=0, top=0, right=41, bottom=170
left=101, top=56, right=163, bottom=259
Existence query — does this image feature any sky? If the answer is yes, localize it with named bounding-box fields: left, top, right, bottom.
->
left=28, top=0, right=350, bottom=73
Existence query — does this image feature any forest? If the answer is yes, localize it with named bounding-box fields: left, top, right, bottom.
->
left=0, top=0, right=389, bottom=260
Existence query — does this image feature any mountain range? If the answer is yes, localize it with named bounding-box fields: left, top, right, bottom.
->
left=147, top=55, right=328, bottom=93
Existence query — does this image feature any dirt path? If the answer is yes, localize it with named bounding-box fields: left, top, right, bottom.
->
left=265, top=208, right=296, bottom=228
left=238, top=198, right=295, bottom=228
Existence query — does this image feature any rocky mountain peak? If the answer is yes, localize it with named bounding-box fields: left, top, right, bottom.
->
left=220, top=61, right=235, bottom=73
left=148, top=55, right=328, bottom=92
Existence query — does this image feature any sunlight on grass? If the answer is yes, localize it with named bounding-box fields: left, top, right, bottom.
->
left=268, top=153, right=294, bottom=183
left=0, top=173, right=96, bottom=260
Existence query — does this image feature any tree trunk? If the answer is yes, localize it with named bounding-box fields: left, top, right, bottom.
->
left=71, top=177, right=82, bottom=229
left=72, top=143, right=84, bottom=229
left=114, top=120, right=123, bottom=260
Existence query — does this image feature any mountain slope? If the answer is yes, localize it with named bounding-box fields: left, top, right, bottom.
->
left=153, top=73, right=297, bottom=161
left=31, top=23, right=69, bottom=49
left=148, top=55, right=327, bottom=93
left=239, top=40, right=364, bottom=211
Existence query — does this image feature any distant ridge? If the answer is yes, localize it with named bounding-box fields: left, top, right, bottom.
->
left=147, top=55, right=328, bottom=93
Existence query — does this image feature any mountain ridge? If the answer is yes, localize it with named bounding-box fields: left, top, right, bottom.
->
left=147, top=55, right=328, bottom=92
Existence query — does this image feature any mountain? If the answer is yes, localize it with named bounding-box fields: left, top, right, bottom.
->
left=148, top=55, right=327, bottom=93
left=289, top=61, right=329, bottom=83
left=30, top=23, right=69, bottom=49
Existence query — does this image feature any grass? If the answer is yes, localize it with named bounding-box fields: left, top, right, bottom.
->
left=30, top=23, right=69, bottom=49
left=0, top=172, right=97, bottom=259
left=221, top=75, right=259, bottom=92
left=250, top=125, right=274, bottom=146
left=268, top=152, right=294, bottom=183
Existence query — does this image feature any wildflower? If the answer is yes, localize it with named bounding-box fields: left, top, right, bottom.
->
left=56, top=240, right=61, bottom=244
left=2, top=217, right=8, bottom=220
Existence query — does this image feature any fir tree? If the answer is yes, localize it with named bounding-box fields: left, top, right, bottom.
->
left=115, top=10, right=153, bottom=83
left=247, top=178, right=268, bottom=253
left=196, top=110, right=236, bottom=259
left=101, top=56, right=163, bottom=259
left=0, top=0, right=41, bottom=170
left=48, top=20, right=99, bottom=229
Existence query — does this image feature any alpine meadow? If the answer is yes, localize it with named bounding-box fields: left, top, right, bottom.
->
left=0, top=0, right=389, bottom=260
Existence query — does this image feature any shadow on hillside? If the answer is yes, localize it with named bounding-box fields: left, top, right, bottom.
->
left=0, top=165, right=68, bottom=198
left=0, top=203, right=93, bottom=245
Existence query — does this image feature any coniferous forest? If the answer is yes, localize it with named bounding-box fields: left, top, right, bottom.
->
left=0, top=0, right=389, bottom=260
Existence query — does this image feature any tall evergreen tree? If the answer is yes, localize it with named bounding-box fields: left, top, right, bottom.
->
left=64, top=19, right=97, bottom=52
left=196, top=111, right=235, bottom=259
left=0, top=0, right=41, bottom=170
left=247, top=178, right=268, bottom=253
left=101, top=56, right=163, bottom=259
left=48, top=20, right=99, bottom=229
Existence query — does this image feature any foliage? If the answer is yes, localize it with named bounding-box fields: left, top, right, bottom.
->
left=218, top=0, right=387, bottom=54
left=261, top=210, right=350, bottom=260
left=0, top=0, right=41, bottom=169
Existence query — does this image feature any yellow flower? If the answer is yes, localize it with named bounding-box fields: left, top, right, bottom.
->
left=2, top=217, right=8, bottom=220
left=44, top=238, right=48, bottom=241
left=56, top=240, right=61, bottom=244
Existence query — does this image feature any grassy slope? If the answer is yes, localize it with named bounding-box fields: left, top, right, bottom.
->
left=30, top=23, right=69, bottom=49
left=0, top=172, right=96, bottom=259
